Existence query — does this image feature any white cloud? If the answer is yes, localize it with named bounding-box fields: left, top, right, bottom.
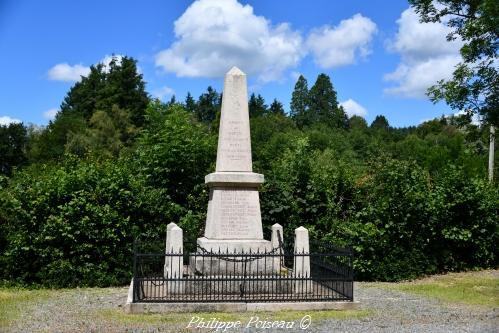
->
left=43, top=108, right=58, bottom=120
left=0, top=116, right=21, bottom=125
left=384, top=8, right=462, bottom=98
left=340, top=99, right=367, bottom=117
left=47, top=63, right=91, bottom=82
left=47, top=54, right=134, bottom=82
left=155, top=0, right=304, bottom=82
left=452, top=110, right=482, bottom=125
left=306, top=14, right=377, bottom=68
left=152, top=86, right=175, bottom=100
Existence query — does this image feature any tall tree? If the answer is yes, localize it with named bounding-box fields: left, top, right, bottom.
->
left=249, top=93, right=268, bottom=118
left=31, top=56, right=148, bottom=161
left=349, top=115, right=368, bottom=130
left=196, top=86, right=221, bottom=123
left=409, top=0, right=498, bottom=125
left=60, top=63, right=106, bottom=121
left=269, top=99, right=285, bottom=116
left=290, top=75, right=309, bottom=127
left=410, top=0, right=498, bottom=181
left=97, top=56, right=149, bottom=127
left=0, top=123, right=27, bottom=175
left=371, top=115, right=390, bottom=130
left=166, top=95, right=177, bottom=107
left=308, top=73, right=347, bottom=128
left=30, top=113, right=87, bottom=161
left=66, top=105, right=138, bottom=157
left=184, top=92, right=197, bottom=114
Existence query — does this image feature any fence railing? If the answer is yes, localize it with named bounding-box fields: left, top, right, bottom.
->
left=132, top=239, right=353, bottom=303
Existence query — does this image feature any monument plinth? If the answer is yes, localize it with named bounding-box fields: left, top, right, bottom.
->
left=197, top=67, right=271, bottom=253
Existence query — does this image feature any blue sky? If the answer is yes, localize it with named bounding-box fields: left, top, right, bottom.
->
left=0, top=0, right=463, bottom=127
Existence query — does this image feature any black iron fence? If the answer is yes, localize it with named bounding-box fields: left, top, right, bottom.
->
left=132, top=239, right=353, bottom=303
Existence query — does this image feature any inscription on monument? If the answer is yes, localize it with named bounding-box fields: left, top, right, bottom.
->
left=217, top=189, right=259, bottom=238
left=219, top=120, right=250, bottom=164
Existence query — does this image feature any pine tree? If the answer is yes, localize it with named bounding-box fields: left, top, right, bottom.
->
left=184, top=92, right=197, bottom=114
left=349, top=115, right=368, bottom=129
left=248, top=93, right=268, bottom=118
left=99, top=56, right=149, bottom=127
left=290, top=75, right=309, bottom=127
left=33, top=55, right=148, bottom=161
left=370, top=115, right=390, bottom=130
left=60, top=63, right=106, bottom=121
left=0, top=123, right=27, bottom=175
left=166, top=95, right=177, bottom=107
left=196, top=86, right=220, bottom=123
left=269, top=99, right=285, bottom=116
left=308, top=73, right=347, bottom=128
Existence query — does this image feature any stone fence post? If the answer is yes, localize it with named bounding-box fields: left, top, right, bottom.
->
left=271, top=223, right=284, bottom=273
left=164, top=223, right=183, bottom=293
left=293, top=226, right=311, bottom=293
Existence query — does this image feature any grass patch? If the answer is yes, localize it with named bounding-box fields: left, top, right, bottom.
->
left=0, top=288, right=53, bottom=329
left=100, top=308, right=371, bottom=326
left=377, top=270, right=498, bottom=308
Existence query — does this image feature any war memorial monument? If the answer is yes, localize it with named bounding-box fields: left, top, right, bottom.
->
left=125, top=67, right=356, bottom=313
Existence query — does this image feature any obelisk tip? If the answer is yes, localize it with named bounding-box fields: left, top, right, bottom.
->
left=226, top=66, right=245, bottom=76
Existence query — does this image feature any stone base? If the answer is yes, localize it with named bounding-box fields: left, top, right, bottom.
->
left=197, top=237, right=272, bottom=252
left=193, top=237, right=277, bottom=275
left=125, top=298, right=360, bottom=314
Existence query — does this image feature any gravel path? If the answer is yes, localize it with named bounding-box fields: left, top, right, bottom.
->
left=334, top=283, right=498, bottom=333
left=5, top=282, right=498, bottom=333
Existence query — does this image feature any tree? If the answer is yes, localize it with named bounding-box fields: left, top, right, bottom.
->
left=65, top=105, right=139, bottom=157
left=29, top=113, right=87, bottom=161
left=290, top=75, right=309, bottom=127
left=196, top=86, right=220, bottom=123
left=35, top=56, right=149, bottom=161
left=0, top=123, right=27, bottom=175
left=97, top=56, right=149, bottom=127
left=349, top=115, right=368, bottom=130
left=59, top=63, right=106, bottom=121
left=166, top=95, right=177, bottom=107
left=410, top=0, right=498, bottom=182
left=409, top=0, right=498, bottom=125
left=269, top=99, right=285, bottom=116
left=308, top=74, right=348, bottom=128
left=184, top=92, right=197, bottom=114
left=248, top=93, right=268, bottom=118
left=371, top=115, right=390, bottom=131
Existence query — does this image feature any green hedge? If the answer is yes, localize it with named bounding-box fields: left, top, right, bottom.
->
left=0, top=110, right=497, bottom=287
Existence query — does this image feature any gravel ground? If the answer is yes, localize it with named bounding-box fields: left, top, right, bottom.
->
left=5, top=282, right=498, bottom=333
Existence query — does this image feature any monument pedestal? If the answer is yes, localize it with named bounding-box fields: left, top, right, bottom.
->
left=202, top=171, right=266, bottom=249
left=197, top=237, right=271, bottom=253
left=192, top=238, right=276, bottom=275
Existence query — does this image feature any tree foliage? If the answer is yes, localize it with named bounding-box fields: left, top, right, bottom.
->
left=290, top=75, right=309, bottom=127
left=0, top=123, right=27, bottom=175
left=249, top=93, right=268, bottom=118
left=409, top=0, right=498, bottom=125
left=30, top=56, right=147, bottom=162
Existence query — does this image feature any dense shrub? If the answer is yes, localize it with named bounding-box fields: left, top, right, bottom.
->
left=0, top=108, right=215, bottom=287
left=261, top=148, right=498, bottom=281
left=0, top=106, right=497, bottom=286
left=0, top=157, right=175, bottom=286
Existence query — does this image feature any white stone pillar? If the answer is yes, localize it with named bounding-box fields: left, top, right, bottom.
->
left=294, top=226, right=310, bottom=293
left=271, top=223, right=284, bottom=273
left=164, top=223, right=183, bottom=293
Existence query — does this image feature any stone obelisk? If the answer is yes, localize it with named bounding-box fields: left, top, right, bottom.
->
left=197, top=67, right=271, bottom=252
